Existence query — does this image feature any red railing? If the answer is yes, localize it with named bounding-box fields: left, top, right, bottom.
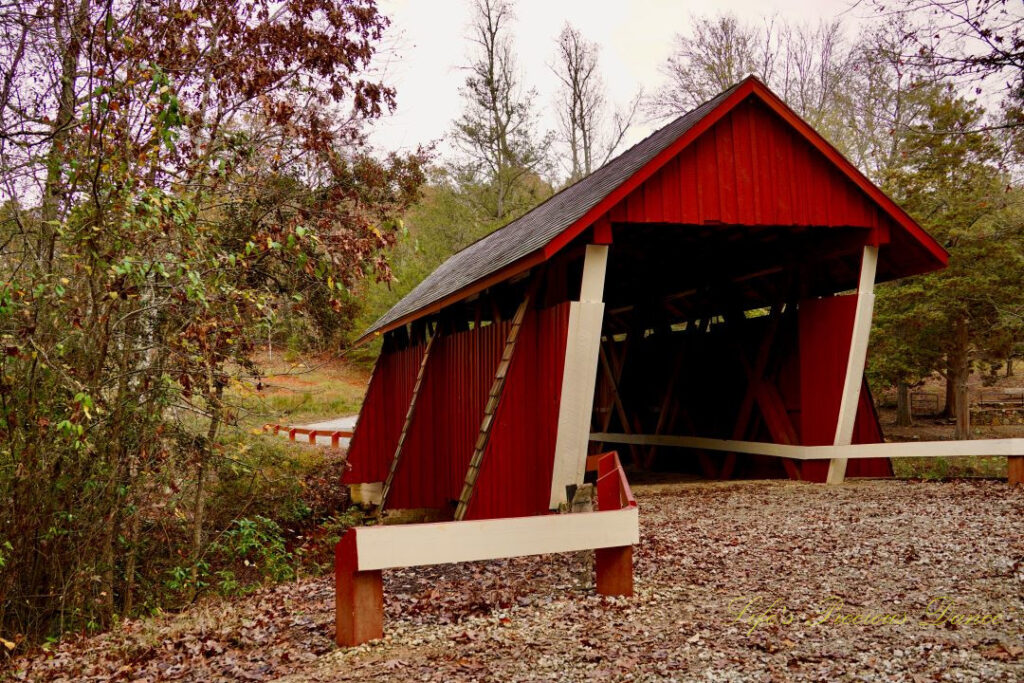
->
left=262, top=423, right=353, bottom=448
left=335, top=450, right=639, bottom=647
left=587, top=451, right=636, bottom=511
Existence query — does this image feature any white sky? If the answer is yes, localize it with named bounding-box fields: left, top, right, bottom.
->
left=367, top=0, right=869, bottom=160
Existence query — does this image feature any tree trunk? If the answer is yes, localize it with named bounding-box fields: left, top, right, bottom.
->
left=1006, top=356, right=1014, bottom=378
left=40, top=0, right=93, bottom=269
left=896, top=381, right=913, bottom=426
left=122, top=454, right=142, bottom=616
left=942, top=362, right=956, bottom=418
left=189, top=450, right=207, bottom=601
left=951, top=317, right=971, bottom=440
left=190, top=384, right=223, bottom=601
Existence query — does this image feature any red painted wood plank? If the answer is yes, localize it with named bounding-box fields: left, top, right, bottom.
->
left=772, top=124, right=792, bottom=224
left=811, top=143, right=829, bottom=225
left=679, top=145, right=699, bottom=223
left=663, top=157, right=682, bottom=223
left=696, top=133, right=718, bottom=222
left=731, top=105, right=756, bottom=224
left=335, top=531, right=383, bottom=647
left=644, top=169, right=662, bottom=218
left=820, top=152, right=833, bottom=226
left=715, top=115, right=738, bottom=224
left=752, top=109, right=775, bottom=224
left=788, top=130, right=806, bottom=225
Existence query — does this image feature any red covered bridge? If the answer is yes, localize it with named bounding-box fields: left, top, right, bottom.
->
left=332, top=76, right=968, bottom=645
left=345, top=76, right=947, bottom=520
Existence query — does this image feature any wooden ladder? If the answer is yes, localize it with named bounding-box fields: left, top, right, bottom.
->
left=377, top=330, right=436, bottom=515
left=453, top=294, right=531, bottom=520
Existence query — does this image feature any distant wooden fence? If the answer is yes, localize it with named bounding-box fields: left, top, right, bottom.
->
left=910, top=392, right=941, bottom=416
left=262, top=423, right=353, bottom=448
left=978, top=389, right=1024, bottom=407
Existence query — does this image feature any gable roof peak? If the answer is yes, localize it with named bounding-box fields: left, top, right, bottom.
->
left=357, top=77, right=945, bottom=344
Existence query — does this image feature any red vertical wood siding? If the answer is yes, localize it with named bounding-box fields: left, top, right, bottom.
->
left=466, top=302, right=572, bottom=520
left=345, top=342, right=425, bottom=484
left=798, top=295, right=892, bottom=481
left=607, top=98, right=888, bottom=233
left=345, top=303, right=572, bottom=518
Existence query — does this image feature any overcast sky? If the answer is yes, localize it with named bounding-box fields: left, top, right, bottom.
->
left=366, top=0, right=870, bottom=161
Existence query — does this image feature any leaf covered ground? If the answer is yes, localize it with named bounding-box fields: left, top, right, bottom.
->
left=7, top=479, right=1023, bottom=682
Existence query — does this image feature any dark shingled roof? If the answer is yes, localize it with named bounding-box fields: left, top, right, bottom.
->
left=360, top=82, right=744, bottom=341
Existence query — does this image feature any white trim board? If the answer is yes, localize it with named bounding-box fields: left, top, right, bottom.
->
left=588, top=432, right=1024, bottom=461
left=353, top=507, right=639, bottom=571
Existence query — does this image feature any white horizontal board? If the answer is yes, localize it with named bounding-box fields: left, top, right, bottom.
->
left=589, top=433, right=1024, bottom=461
left=354, top=507, right=639, bottom=571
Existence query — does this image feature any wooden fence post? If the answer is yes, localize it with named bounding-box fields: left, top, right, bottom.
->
left=1009, top=456, right=1023, bottom=486
left=335, top=529, right=383, bottom=647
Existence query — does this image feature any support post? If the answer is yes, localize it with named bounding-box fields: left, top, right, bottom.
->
left=335, top=530, right=383, bottom=647
left=596, top=545, right=634, bottom=595
left=1009, top=456, right=1023, bottom=486
left=549, top=244, right=608, bottom=509
left=827, top=245, right=878, bottom=485
left=594, top=452, right=634, bottom=596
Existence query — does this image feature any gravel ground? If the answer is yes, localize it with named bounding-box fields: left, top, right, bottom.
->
left=9, top=479, right=1024, bottom=682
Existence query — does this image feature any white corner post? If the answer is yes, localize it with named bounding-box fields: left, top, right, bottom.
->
left=827, top=245, right=879, bottom=485
left=549, top=244, right=608, bottom=508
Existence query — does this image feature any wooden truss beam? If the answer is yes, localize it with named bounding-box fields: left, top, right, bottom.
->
left=454, top=289, right=533, bottom=520
left=595, top=338, right=641, bottom=462
left=720, top=302, right=803, bottom=479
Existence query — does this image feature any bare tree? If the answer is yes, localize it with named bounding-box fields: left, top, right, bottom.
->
left=553, top=24, right=640, bottom=183
left=646, top=14, right=774, bottom=118
left=452, top=0, right=551, bottom=220
left=864, top=0, right=1023, bottom=110
left=646, top=14, right=858, bottom=154
left=843, top=16, right=946, bottom=183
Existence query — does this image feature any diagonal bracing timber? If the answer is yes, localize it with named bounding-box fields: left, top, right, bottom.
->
left=377, top=329, right=437, bottom=514
left=453, top=292, right=532, bottom=521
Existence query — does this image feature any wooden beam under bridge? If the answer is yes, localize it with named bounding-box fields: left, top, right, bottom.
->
left=589, top=432, right=1024, bottom=474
